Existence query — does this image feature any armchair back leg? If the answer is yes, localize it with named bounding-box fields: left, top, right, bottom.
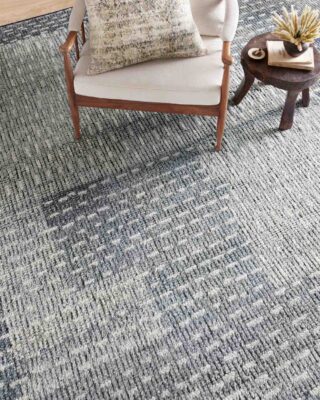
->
left=215, top=41, right=232, bottom=152
left=216, top=110, right=227, bottom=152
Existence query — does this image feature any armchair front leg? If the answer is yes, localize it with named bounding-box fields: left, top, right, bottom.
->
left=216, top=41, right=233, bottom=151
left=59, top=32, right=81, bottom=139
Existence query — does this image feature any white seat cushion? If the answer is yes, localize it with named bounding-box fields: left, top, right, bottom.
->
left=74, top=37, right=223, bottom=106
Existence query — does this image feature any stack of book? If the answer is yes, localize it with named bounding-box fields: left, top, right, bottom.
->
left=267, top=41, right=314, bottom=71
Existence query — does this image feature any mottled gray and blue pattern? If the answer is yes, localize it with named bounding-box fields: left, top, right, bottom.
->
left=1, top=0, right=320, bottom=399
left=0, top=300, right=23, bottom=400
left=0, top=9, right=71, bottom=44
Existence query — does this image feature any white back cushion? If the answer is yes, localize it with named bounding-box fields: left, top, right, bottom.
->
left=190, top=0, right=225, bottom=37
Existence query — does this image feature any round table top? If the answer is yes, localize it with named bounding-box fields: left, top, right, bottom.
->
left=241, top=33, right=320, bottom=90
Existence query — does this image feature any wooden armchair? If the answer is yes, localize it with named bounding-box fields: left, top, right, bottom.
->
left=60, top=0, right=239, bottom=151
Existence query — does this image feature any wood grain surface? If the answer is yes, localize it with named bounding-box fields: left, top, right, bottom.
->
left=0, top=0, right=74, bottom=26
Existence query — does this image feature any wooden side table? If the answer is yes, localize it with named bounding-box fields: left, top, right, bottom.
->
left=233, top=33, right=320, bottom=131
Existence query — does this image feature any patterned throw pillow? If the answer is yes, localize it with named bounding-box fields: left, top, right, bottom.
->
left=86, top=0, right=207, bottom=75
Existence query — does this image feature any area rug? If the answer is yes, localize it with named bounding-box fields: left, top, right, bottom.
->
left=1, top=0, right=320, bottom=399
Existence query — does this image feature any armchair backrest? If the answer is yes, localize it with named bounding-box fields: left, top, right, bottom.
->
left=68, top=0, right=238, bottom=42
left=190, top=0, right=225, bottom=37
left=190, top=0, right=239, bottom=41
left=68, top=0, right=86, bottom=32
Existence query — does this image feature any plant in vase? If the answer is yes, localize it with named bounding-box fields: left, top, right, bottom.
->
left=273, top=6, right=320, bottom=57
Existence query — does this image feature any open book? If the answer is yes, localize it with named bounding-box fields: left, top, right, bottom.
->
left=267, top=41, right=314, bottom=71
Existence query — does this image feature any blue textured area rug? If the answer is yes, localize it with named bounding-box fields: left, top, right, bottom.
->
left=1, top=0, right=320, bottom=399
left=2, top=147, right=319, bottom=399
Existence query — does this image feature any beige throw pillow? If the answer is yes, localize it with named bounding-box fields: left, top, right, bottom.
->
left=85, top=0, right=207, bottom=75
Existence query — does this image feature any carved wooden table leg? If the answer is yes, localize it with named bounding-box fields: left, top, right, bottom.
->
left=302, top=88, right=310, bottom=107
left=279, top=90, right=300, bottom=131
left=233, top=68, right=255, bottom=105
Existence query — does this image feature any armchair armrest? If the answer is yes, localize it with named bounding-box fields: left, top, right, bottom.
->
left=221, top=0, right=239, bottom=42
left=59, top=31, right=78, bottom=54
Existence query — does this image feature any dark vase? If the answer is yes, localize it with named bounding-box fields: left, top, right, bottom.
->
left=284, top=41, right=309, bottom=57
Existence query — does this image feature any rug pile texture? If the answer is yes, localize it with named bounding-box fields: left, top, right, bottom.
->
left=1, top=0, right=320, bottom=399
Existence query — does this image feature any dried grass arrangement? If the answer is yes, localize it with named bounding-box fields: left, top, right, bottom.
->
left=273, top=6, right=320, bottom=51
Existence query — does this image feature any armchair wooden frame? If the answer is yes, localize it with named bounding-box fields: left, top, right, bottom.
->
left=60, top=11, right=235, bottom=151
